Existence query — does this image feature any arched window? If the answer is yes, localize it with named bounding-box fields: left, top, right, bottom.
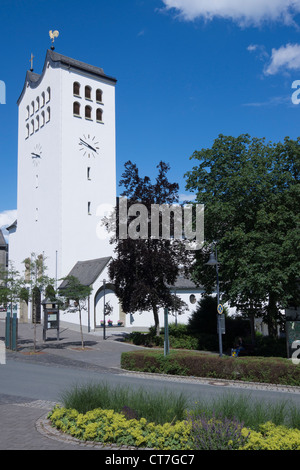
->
left=26, top=106, right=29, bottom=120
left=46, top=106, right=50, bottom=122
left=41, top=111, right=45, bottom=126
left=73, top=101, right=81, bottom=116
left=31, top=101, right=34, bottom=116
left=96, top=89, right=103, bottom=103
left=26, top=124, right=29, bottom=138
left=85, top=105, right=92, bottom=119
left=36, top=115, right=39, bottom=131
left=41, top=92, right=45, bottom=107
left=47, top=87, right=51, bottom=102
left=73, top=82, right=81, bottom=96
left=96, top=108, right=103, bottom=122
left=85, top=85, right=92, bottom=100
left=30, top=119, right=34, bottom=135
left=36, top=96, right=40, bottom=111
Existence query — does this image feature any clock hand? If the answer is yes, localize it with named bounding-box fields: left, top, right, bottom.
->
left=79, top=139, right=97, bottom=153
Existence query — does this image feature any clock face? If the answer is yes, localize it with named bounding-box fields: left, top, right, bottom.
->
left=31, top=143, right=42, bottom=167
left=79, top=134, right=99, bottom=158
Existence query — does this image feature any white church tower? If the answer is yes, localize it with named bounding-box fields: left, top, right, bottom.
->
left=9, top=46, right=117, bottom=295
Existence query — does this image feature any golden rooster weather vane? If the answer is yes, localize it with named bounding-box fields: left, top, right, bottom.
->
left=49, top=30, right=59, bottom=50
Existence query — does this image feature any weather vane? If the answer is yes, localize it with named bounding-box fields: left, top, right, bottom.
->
left=29, top=53, right=34, bottom=72
left=49, top=30, right=59, bottom=50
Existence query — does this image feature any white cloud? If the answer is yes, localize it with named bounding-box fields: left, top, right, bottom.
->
left=160, top=0, right=300, bottom=27
left=264, top=43, right=300, bottom=75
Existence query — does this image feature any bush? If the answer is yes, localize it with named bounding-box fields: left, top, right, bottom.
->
left=48, top=406, right=300, bottom=450
left=121, top=350, right=300, bottom=386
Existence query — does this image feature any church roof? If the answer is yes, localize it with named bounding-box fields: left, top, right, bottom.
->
left=17, top=49, right=117, bottom=104
left=170, top=272, right=202, bottom=291
left=6, top=220, right=17, bottom=231
left=59, top=257, right=111, bottom=288
left=0, top=229, right=7, bottom=248
left=47, top=50, right=117, bottom=83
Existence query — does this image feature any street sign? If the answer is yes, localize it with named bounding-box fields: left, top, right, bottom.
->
left=217, top=304, right=223, bottom=315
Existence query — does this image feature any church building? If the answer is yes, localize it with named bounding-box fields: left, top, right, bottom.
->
left=8, top=47, right=203, bottom=330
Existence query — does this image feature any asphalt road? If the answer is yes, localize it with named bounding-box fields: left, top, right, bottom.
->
left=0, top=320, right=300, bottom=452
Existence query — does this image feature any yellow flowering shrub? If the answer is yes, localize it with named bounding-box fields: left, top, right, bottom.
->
left=48, top=406, right=300, bottom=450
left=239, top=422, right=300, bottom=450
left=48, top=405, right=193, bottom=449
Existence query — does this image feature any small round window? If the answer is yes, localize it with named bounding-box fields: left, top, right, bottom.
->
left=189, top=294, right=196, bottom=304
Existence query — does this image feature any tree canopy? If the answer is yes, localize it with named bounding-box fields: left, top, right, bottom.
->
left=108, top=161, right=191, bottom=335
left=185, top=134, right=300, bottom=337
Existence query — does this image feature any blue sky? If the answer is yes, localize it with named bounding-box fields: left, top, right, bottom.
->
left=1, top=0, right=300, bottom=232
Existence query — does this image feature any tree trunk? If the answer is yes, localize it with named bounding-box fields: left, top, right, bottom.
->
left=152, top=304, right=160, bottom=336
left=266, top=293, right=278, bottom=339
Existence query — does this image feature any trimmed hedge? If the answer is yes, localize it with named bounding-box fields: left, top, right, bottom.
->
left=121, top=350, right=300, bottom=386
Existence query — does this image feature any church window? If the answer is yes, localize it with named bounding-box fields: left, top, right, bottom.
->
left=41, top=111, right=45, bottom=127
left=36, top=115, right=39, bottom=131
left=26, top=106, right=29, bottom=120
left=26, top=124, right=29, bottom=138
left=73, top=101, right=81, bottom=117
left=36, top=96, right=40, bottom=111
left=30, top=119, right=34, bottom=135
left=85, top=85, right=92, bottom=100
left=96, top=89, right=103, bottom=103
left=31, top=101, right=34, bottom=116
left=85, top=105, right=92, bottom=120
left=189, top=294, right=196, bottom=304
left=41, top=92, right=45, bottom=107
left=46, top=106, right=50, bottom=122
left=96, top=108, right=103, bottom=122
left=47, top=87, right=51, bottom=103
left=73, top=82, right=81, bottom=96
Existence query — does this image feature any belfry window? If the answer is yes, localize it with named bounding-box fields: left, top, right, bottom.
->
left=41, top=111, right=45, bottom=127
left=85, top=85, right=92, bottom=100
left=96, top=108, right=103, bottom=122
left=96, top=89, right=103, bottom=103
left=73, top=82, right=80, bottom=97
left=46, top=106, right=50, bottom=122
left=85, top=105, right=92, bottom=120
left=73, top=101, right=81, bottom=117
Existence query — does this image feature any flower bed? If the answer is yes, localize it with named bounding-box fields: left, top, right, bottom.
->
left=48, top=406, right=300, bottom=450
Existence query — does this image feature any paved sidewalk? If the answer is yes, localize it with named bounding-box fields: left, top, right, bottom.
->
left=0, top=319, right=142, bottom=450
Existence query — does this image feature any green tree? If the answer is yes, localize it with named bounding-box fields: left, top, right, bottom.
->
left=22, top=253, right=55, bottom=351
left=0, top=262, right=24, bottom=316
left=58, top=275, right=92, bottom=349
left=108, top=161, right=190, bottom=336
left=185, top=134, right=300, bottom=338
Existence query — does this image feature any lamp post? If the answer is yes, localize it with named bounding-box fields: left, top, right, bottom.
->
left=103, top=279, right=106, bottom=340
left=206, top=243, right=223, bottom=357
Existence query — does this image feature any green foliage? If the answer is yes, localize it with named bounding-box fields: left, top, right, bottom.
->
left=185, top=134, right=300, bottom=337
left=108, top=160, right=191, bottom=335
left=121, top=350, right=300, bottom=386
left=60, top=381, right=188, bottom=425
